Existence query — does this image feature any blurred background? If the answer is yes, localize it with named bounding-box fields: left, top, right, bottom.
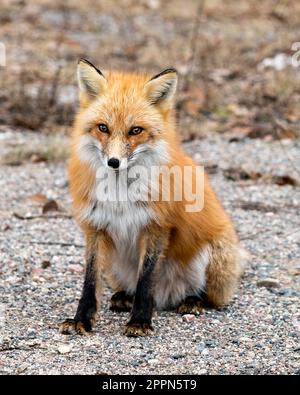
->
left=0, top=1, right=300, bottom=375
left=1, top=0, right=300, bottom=151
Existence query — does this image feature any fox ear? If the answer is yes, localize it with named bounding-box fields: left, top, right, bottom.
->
left=145, top=68, right=178, bottom=107
left=77, top=58, right=107, bottom=101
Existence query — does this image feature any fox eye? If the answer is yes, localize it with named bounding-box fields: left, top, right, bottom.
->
left=98, top=123, right=109, bottom=134
left=129, top=126, right=144, bottom=136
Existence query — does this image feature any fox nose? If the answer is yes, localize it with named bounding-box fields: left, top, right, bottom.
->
left=107, top=158, right=120, bottom=169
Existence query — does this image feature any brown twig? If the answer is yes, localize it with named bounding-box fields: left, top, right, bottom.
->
left=48, top=65, right=63, bottom=109
left=182, top=0, right=206, bottom=92
left=13, top=212, right=73, bottom=220
left=0, top=345, right=45, bottom=352
left=26, top=240, right=84, bottom=248
left=239, top=233, right=257, bottom=241
left=233, top=200, right=300, bottom=212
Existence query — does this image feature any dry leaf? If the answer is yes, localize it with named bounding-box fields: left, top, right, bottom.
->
left=28, top=193, right=48, bottom=204
left=246, top=124, right=274, bottom=139
left=42, top=199, right=60, bottom=214
left=224, top=168, right=262, bottom=182
left=41, top=260, right=51, bottom=269
left=288, top=268, right=300, bottom=276
left=68, top=264, right=84, bottom=273
left=2, top=224, right=12, bottom=231
left=270, top=175, right=299, bottom=186
left=30, top=154, right=45, bottom=163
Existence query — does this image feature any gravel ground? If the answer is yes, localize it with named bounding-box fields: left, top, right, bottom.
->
left=0, top=131, right=299, bottom=375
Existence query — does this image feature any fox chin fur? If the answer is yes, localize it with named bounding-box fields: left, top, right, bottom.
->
left=60, top=59, right=246, bottom=337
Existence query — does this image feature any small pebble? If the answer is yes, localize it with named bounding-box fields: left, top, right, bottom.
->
left=148, top=359, right=159, bottom=365
left=239, top=337, right=253, bottom=343
left=68, top=264, right=84, bottom=273
left=1, top=126, right=299, bottom=375
left=172, top=354, right=185, bottom=360
left=257, top=278, right=280, bottom=288
left=41, top=260, right=51, bottom=269
left=201, top=348, right=209, bottom=356
left=57, top=345, right=72, bottom=354
left=199, top=369, right=208, bottom=375
left=182, top=314, right=195, bottom=323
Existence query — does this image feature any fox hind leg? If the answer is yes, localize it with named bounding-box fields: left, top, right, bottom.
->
left=176, top=239, right=244, bottom=314
left=110, top=291, right=134, bottom=312
left=176, top=295, right=204, bottom=315
left=204, top=239, right=245, bottom=307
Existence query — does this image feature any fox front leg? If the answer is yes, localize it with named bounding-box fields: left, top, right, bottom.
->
left=60, top=231, right=108, bottom=335
left=124, top=230, right=169, bottom=337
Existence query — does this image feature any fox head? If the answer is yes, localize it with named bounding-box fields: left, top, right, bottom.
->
left=74, top=59, right=178, bottom=171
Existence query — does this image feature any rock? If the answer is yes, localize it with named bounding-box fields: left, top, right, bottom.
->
left=41, top=260, right=51, bottom=269
left=146, top=0, right=160, bottom=10
left=172, top=354, right=185, bottom=360
left=16, top=365, right=27, bottom=374
left=31, top=268, right=43, bottom=281
left=27, top=328, right=37, bottom=339
left=277, top=288, right=297, bottom=296
left=205, top=340, right=216, bottom=348
left=288, top=268, right=300, bottom=276
left=201, top=348, right=209, bottom=356
left=130, top=361, right=140, bottom=367
left=199, top=369, right=208, bottom=375
left=57, top=344, right=72, bottom=354
left=148, top=358, right=159, bottom=365
left=197, top=343, right=206, bottom=353
left=68, top=264, right=84, bottom=273
left=54, top=178, right=68, bottom=188
left=257, top=278, right=280, bottom=289
left=239, top=337, right=253, bottom=343
left=182, top=314, right=195, bottom=323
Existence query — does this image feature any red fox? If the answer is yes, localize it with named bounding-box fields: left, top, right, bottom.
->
left=60, top=59, right=246, bottom=337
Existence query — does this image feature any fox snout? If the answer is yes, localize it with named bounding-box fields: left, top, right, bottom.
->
left=106, top=155, right=128, bottom=171
left=104, top=137, right=130, bottom=170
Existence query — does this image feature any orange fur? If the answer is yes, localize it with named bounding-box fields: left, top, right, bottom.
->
left=68, top=61, right=244, bottom=315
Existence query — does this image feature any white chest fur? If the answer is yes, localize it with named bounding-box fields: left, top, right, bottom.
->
left=83, top=199, right=154, bottom=240
left=80, top=178, right=155, bottom=293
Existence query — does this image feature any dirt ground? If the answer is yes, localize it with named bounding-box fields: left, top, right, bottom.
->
left=0, top=0, right=299, bottom=375
left=0, top=130, right=299, bottom=375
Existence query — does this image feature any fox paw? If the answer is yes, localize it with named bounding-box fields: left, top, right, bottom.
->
left=59, top=318, right=93, bottom=335
left=110, top=291, right=133, bottom=312
left=124, top=322, right=154, bottom=337
left=177, top=297, right=204, bottom=315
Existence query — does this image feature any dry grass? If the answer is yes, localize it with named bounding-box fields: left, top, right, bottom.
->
left=0, top=0, right=300, bottom=142
left=0, top=134, right=69, bottom=165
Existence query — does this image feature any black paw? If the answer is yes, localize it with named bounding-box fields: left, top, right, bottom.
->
left=176, top=296, right=204, bottom=315
left=110, top=291, right=134, bottom=312
left=59, top=318, right=93, bottom=335
left=124, top=322, right=154, bottom=337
